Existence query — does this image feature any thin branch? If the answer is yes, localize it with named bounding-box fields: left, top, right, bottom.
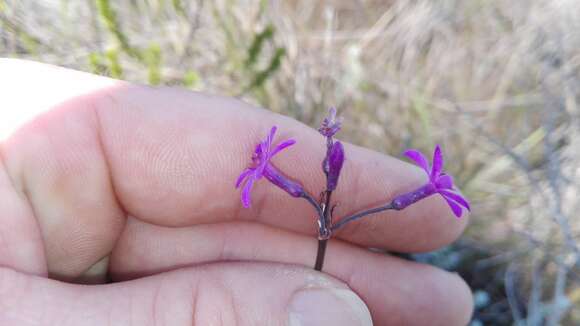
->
left=331, top=202, right=394, bottom=231
left=301, top=192, right=323, bottom=221
left=526, top=258, right=546, bottom=326
left=505, top=262, right=525, bottom=326
left=314, top=239, right=328, bottom=271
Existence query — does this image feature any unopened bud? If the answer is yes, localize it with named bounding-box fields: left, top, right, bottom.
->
left=327, top=141, right=345, bottom=191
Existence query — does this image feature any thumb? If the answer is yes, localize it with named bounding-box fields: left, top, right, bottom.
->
left=0, top=264, right=373, bottom=326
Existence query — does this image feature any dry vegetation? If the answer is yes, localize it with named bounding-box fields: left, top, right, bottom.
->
left=1, top=0, right=579, bottom=324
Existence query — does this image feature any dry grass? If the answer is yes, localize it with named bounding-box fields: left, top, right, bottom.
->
left=1, top=0, right=579, bottom=324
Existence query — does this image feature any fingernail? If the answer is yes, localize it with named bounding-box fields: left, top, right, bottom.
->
left=288, top=288, right=373, bottom=326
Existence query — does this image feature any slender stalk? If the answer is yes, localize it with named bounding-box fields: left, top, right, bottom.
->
left=323, top=190, right=332, bottom=226
left=314, top=239, right=328, bottom=271
left=313, top=190, right=333, bottom=271
left=331, top=202, right=395, bottom=231
left=301, top=191, right=332, bottom=271
left=313, top=131, right=339, bottom=271
left=301, top=193, right=323, bottom=219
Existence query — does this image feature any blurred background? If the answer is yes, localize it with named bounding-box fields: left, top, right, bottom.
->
left=1, top=0, right=579, bottom=324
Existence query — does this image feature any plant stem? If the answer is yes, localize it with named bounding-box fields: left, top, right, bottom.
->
left=301, top=193, right=323, bottom=219
left=313, top=190, right=333, bottom=271
left=331, top=202, right=395, bottom=231
left=314, top=239, right=328, bottom=271
left=323, top=190, right=332, bottom=226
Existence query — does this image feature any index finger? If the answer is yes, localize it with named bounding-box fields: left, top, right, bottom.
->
left=1, top=60, right=468, bottom=259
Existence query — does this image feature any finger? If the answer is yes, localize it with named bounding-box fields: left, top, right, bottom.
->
left=0, top=59, right=131, bottom=279
left=110, top=219, right=473, bottom=325
left=0, top=264, right=373, bottom=326
left=0, top=59, right=121, bottom=141
left=93, top=84, right=469, bottom=250
left=0, top=158, right=46, bottom=275
left=0, top=60, right=467, bottom=278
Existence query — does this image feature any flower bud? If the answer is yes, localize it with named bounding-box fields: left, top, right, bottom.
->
left=326, top=141, right=345, bottom=191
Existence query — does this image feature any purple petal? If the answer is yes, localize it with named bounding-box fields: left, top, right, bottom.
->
left=430, top=144, right=443, bottom=180
left=235, top=168, right=254, bottom=188
left=254, top=143, right=263, bottom=156
left=271, top=139, right=296, bottom=157
left=403, top=149, right=430, bottom=174
left=254, top=161, right=267, bottom=179
left=439, top=189, right=470, bottom=211
left=241, top=176, right=256, bottom=208
left=265, top=126, right=277, bottom=154
left=435, top=174, right=454, bottom=190
left=442, top=194, right=464, bottom=218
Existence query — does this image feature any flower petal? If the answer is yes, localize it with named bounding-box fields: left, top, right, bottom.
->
left=439, top=189, right=470, bottom=211
left=430, top=144, right=443, bottom=180
left=253, top=143, right=262, bottom=156
left=254, top=162, right=266, bottom=179
left=271, top=139, right=296, bottom=157
left=241, top=175, right=256, bottom=208
left=435, top=174, right=454, bottom=189
left=441, top=194, right=464, bottom=218
left=235, top=168, right=254, bottom=188
left=265, top=126, right=277, bottom=155
left=403, top=149, right=430, bottom=174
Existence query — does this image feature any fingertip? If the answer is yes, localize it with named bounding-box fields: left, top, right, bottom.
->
left=406, top=195, right=470, bottom=253
left=288, top=287, right=373, bottom=326
left=409, top=265, right=474, bottom=326
left=447, top=272, right=475, bottom=326
left=190, top=263, right=373, bottom=326
left=339, top=249, right=473, bottom=326
left=429, top=268, right=474, bottom=325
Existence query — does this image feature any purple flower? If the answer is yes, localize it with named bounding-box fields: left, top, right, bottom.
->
left=392, top=145, right=470, bottom=218
left=326, top=141, right=345, bottom=191
left=318, top=107, right=343, bottom=138
left=236, top=126, right=305, bottom=208
left=320, top=107, right=345, bottom=186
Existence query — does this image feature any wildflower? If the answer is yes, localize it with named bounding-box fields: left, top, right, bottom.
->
left=235, top=126, right=305, bottom=208
left=235, top=109, right=468, bottom=272
left=392, top=145, right=470, bottom=218
left=320, top=107, right=345, bottom=185
left=318, top=107, right=343, bottom=138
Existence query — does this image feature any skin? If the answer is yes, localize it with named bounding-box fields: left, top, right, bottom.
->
left=0, top=59, right=473, bottom=325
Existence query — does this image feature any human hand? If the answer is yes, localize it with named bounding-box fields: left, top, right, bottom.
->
left=0, top=59, right=472, bottom=325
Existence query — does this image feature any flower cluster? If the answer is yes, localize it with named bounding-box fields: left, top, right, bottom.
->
left=235, top=107, right=470, bottom=270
